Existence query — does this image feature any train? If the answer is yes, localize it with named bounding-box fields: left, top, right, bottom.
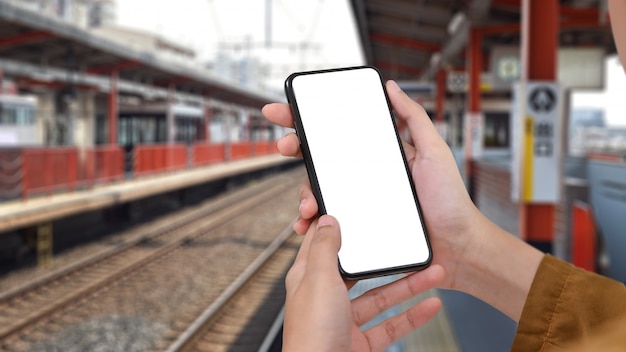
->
left=0, top=95, right=38, bottom=147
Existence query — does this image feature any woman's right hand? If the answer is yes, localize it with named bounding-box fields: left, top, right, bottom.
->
left=262, top=80, right=543, bottom=321
left=263, top=80, right=481, bottom=286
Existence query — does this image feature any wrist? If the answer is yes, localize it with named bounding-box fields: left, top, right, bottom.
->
left=449, top=213, right=544, bottom=322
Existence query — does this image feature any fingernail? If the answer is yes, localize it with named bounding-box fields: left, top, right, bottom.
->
left=299, top=198, right=306, bottom=211
left=317, top=215, right=335, bottom=229
left=387, top=80, right=400, bottom=91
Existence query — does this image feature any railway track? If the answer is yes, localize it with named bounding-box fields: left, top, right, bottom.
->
left=0, top=168, right=305, bottom=351
left=163, top=222, right=298, bottom=352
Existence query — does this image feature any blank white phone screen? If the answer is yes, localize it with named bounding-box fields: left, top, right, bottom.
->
left=290, top=67, right=430, bottom=275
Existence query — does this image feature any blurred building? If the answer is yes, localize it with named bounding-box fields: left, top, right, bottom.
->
left=4, top=0, right=115, bottom=28
left=91, top=26, right=197, bottom=63
left=569, top=108, right=606, bottom=155
left=4, top=0, right=197, bottom=71
left=569, top=108, right=626, bottom=155
left=211, top=53, right=269, bottom=91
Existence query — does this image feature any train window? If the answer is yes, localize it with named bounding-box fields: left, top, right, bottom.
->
left=0, top=106, right=12, bottom=124
left=16, top=106, right=35, bottom=125
left=0, top=105, right=35, bottom=125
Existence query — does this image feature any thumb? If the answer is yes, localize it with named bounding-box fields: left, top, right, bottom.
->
left=386, top=80, right=443, bottom=154
left=306, top=215, right=342, bottom=275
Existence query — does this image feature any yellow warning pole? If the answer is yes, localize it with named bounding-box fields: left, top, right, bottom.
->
left=37, top=223, right=53, bottom=268
left=523, top=116, right=534, bottom=202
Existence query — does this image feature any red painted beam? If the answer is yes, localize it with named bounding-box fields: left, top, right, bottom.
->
left=169, top=76, right=191, bottom=85
left=16, top=77, right=99, bottom=91
left=374, top=60, right=422, bottom=78
left=491, top=0, right=601, bottom=21
left=154, top=76, right=191, bottom=88
left=87, top=60, right=141, bottom=75
left=0, top=30, right=53, bottom=49
left=561, top=6, right=599, bottom=20
left=468, top=28, right=482, bottom=113
left=370, top=32, right=440, bottom=53
left=477, top=23, right=520, bottom=36
left=476, top=16, right=603, bottom=37
left=491, top=0, right=520, bottom=10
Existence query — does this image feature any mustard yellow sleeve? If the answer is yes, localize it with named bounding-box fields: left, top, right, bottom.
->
left=511, top=255, right=626, bottom=351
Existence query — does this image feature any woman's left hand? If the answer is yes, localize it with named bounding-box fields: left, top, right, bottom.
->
left=283, top=215, right=445, bottom=352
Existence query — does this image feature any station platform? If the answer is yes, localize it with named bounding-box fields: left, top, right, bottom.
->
left=0, top=154, right=298, bottom=234
left=352, top=276, right=516, bottom=352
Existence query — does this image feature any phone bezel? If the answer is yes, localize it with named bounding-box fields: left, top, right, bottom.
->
left=284, top=65, right=432, bottom=280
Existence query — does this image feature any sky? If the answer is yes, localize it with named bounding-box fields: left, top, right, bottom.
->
left=115, top=0, right=626, bottom=127
left=572, top=56, right=626, bottom=127
left=115, top=0, right=365, bottom=89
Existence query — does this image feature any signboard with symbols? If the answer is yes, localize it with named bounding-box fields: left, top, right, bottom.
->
left=511, top=82, right=562, bottom=203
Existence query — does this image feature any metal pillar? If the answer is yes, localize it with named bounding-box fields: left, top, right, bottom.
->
left=435, top=69, right=447, bottom=139
left=520, top=0, right=560, bottom=251
left=204, top=101, right=212, bottom=143
left=468, top=28, right=482, bottom=115
left=37, top=223, right=53, bottom=268
left=108, top=70, right=118, bottom=145
left=464, top=28, right=484, bottom=194
left=167, top=83, right=175, bottom=144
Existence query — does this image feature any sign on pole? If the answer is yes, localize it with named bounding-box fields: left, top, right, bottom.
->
left=511, top=82, right=562, bottom=202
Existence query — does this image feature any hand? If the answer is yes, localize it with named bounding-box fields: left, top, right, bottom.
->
left=263, top=80, right=479, bottom=289
left=264, top=80, right=543, bottom=321
left=283, top=215, right=445, bottom=352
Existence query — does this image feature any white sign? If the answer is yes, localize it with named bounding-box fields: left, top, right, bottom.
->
left=447, top=71, right=467, bottom=93
left=465, top=112, right=484, bottom=159
left=491, top=46, right=605, bottom=90
left=511, top=82, right=562, bottom=203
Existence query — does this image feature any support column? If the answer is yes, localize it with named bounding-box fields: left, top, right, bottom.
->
left=468, top=28, right=482, bottom=116
left=464, top=28, right=484, bottom=197
left=37, top=223, right=53, bottom=268
left=435, top=69, right=447, bottom=140
left=520, top=0, right=560, bottom=252
left=204, top=101, right=212, bottom=143
left=167, top=83, right=175, bottom=144
left=108, top=71, right=118, bottom=145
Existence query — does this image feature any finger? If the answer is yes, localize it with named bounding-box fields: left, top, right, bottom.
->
left=351, top=264, right=445, bottom=326
left=299, top=180, right=318, bottom=220
left=294, top=216, right=313, bottom=235
left=288, top=218, right=320, bottom=278
left=401, top=140, right=415, bottom=154
left=362, top=296, right=442, bottom=351
left=276, top=133, right=303, bottom=158
left=262, top=103, right=294, bottom=128
left=386, top=80, right=444, bottom=158
left=305, top=215, right=342, bottom=277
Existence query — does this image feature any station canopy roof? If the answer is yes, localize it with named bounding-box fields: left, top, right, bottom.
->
left=350, top=0, right=615, bottom=82
left=0, top=2, right=279, bottom=109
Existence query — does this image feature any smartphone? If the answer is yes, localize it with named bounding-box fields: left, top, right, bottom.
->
left=284, top=66, right=432, bottom=279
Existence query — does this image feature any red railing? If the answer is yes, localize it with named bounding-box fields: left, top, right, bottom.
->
left=134, top=144, right=188, bottom=176
left=572, top=202, right=597, bottom=272
left=22, top=148, right=78, bottom=197
left=194, top=143, right=225, bottom=166
left=84, top=145, right=124, bottom=183
left=0, top=141, right=280, bottom=201
left=0, top=149, right=25, bottom=200
left=231, top=142, right=252, bottom=160
left=253, top=141, right=272, bottom=156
